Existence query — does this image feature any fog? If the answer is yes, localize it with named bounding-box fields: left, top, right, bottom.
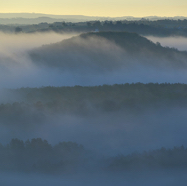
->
left=0, top=32, right=187, bottom=88
left=0, top=107, right=186, bottom=156
left=0, top=32, right=187, bottom=154
left=0, top=32, right=77, bottom=88
left=1, top=32, right=187, bottom=184
left=1, top=171, right=187, bottom=186
left=146, top=36, right=187, bottom=51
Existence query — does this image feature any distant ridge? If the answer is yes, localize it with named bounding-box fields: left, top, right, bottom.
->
left=0, top=13, right=187, bottom=24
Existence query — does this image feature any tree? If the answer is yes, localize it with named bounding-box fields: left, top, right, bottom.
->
left=93, top=21, right=101, bottom=28
left=26, top=138, right=51, bottom=152
left=15, top=27, right=22, bottom=33
left=87, top=22, right=91, bottom=27
left=9, top=138, right=24, bottom=150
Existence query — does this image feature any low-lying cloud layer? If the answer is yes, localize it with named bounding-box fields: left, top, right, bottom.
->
left=1, top=32, right=187, bottom=184
left=146, top=36, right=187, bottom=51
left=0, top=33, right=187, bottom=153
left=0, top=32, right=77, bottom=88
left=1, top=170, right=187, bottom=186
left=0, top=32, right=187, bottom=153
left=0, top=106, right=186, bottom=157
left=0, top=32, right=187, bottom=88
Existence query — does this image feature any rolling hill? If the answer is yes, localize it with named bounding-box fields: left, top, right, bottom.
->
left=29, top=31, right=187, bottom=73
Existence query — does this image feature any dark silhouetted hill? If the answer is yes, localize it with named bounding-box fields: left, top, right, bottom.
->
left=30, top=32, right=187, bottom=72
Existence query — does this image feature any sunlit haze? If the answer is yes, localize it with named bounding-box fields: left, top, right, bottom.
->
left=1, top=0, right=187, bottom=17
left=1, top=1, right=187, bottom=185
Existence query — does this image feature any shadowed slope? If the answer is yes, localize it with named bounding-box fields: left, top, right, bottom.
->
left=30, top=31, right=187, bottom=72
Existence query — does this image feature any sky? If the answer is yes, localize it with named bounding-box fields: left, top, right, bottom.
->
left=1, top=0, right=187, bottom=17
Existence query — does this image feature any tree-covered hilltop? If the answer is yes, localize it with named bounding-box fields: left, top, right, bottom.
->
left=30, top=32, right=187, bottom=71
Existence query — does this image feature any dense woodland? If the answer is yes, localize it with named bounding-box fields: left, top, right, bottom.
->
left=1, top=138, right=187, bottom=174
left=1, top=19, right=187, bottom=37
left=1, top=83, right=187, bottom=116
left=11, top=83, right=187, bottom=107
left=0, top=138, right=85, bottom=173
left=1, top=83, right=187, bottom=138
left=108, top=145, right=187, bottom=171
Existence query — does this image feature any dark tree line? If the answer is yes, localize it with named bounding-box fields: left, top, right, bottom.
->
left=108, top=146, right=187, bottom=171
left=0, top=138, right=85, bottom=173
left=1, top=19, right=187, bottom=37
left=4, top=83, right=187, bottom=115
left=1, top=138, right=187, bottom=174
left=1, top=83, right=187, bottom=140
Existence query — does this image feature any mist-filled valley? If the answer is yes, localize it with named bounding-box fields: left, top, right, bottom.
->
left=1, top=31, right=187, bottom=88
left=1, top=30, right=187, bottom=185
left=146, top=36, right=187, bottom=51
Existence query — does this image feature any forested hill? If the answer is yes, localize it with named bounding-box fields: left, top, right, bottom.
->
left=79, top=31, right=186, bottom=56
left=79, top=32, right=157, bottom=52
left=30, top=32, right=187, bottom=71
left=3, top=83, right=187, bottom=115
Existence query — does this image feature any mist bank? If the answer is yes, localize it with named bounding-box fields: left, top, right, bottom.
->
left=1, top=138, right=187, bottom=174
left=2, top=170, right=187, bottom=186
left=1, top=32, right=187, bottom=88
left=0, top=32, right=80, bottom=88
left=30, top=32, right=187, bottom=71
left=1, top=31, right=187, bottom=184
left=1, top=83, right=187, bottom=155
left=1, top=107, right=187, bottom=156
left=146, top=36, right=187, bottom=51
left=28, top=32, right=187, bottom=86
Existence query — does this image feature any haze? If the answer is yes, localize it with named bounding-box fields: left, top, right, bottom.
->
left=1, top=32, right=187, bottom=88
left=0, top=19, right=187, bottom=185
left=0, top=32, right=187, bottom=153
left=146, top=36, right=187, bottom=51
left=1, top=0, right=187, bottom=17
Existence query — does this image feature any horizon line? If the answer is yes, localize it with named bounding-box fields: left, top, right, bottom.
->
left=0, top=12, right=187, bottom=19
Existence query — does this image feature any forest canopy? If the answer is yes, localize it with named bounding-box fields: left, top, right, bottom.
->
left=3, top=83, right=187, bottom=114
left=1, top=138, right=187, bottom=174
